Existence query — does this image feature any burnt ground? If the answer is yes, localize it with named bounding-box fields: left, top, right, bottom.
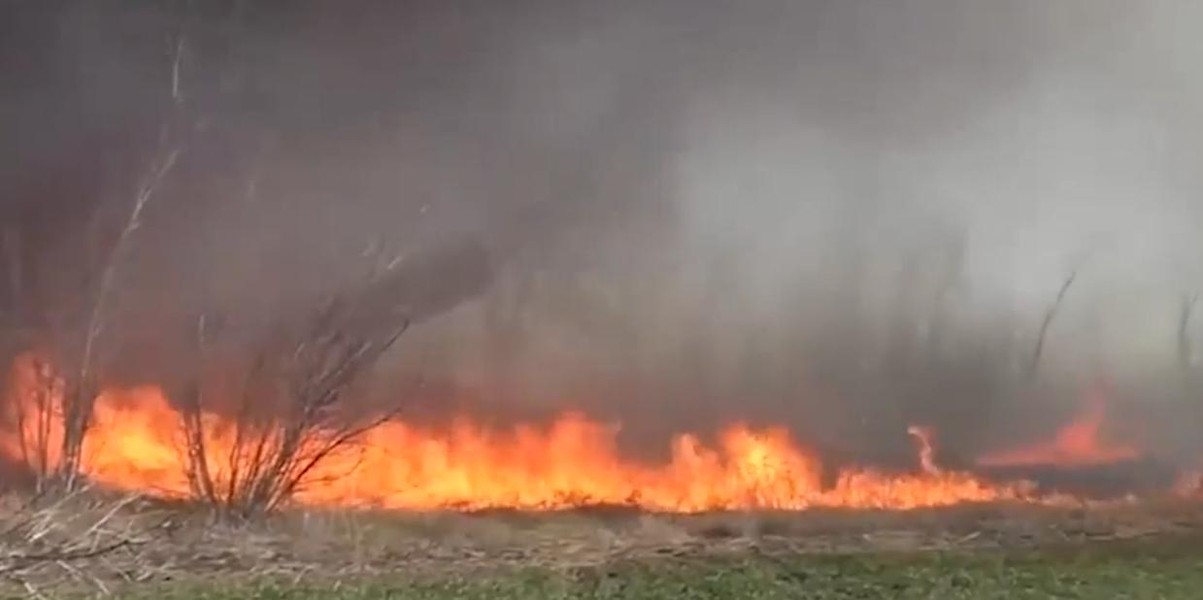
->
left=3, top=493, right=1203, bottom=597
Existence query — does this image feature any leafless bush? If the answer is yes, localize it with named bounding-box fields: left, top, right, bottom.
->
left=173, top=236, right=491, bottom=518
left=179, top=289, right=410, bottom=519
left=6, top=355, right=63, bottom=493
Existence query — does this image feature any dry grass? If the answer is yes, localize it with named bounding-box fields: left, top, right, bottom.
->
left=0, top=489, right=165, bottom=597
left=0, top=493, right=1202, bottom=596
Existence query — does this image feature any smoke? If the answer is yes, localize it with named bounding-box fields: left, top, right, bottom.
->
left=3, top=1, right=1203, bottom=467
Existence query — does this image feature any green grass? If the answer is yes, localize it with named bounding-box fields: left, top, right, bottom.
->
left=113, top=537, right=1203, bottom=600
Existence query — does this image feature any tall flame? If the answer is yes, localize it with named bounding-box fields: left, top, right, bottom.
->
left=1, top=356, right=1030, bottom=511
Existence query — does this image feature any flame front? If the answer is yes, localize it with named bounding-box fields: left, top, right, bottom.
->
left=1, top=358, right=1028, bottom=511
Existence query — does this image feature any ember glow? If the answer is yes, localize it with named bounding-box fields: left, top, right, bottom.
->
left=0, top=357, right=1033, bottom=512
left=976, top=385, right=1141, bottom=469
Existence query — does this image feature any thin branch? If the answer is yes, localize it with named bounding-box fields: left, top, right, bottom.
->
left=0, top=539, right=139, bottom=572
left=1027, top=270, right=1078, bottom=380
left=61, top=146, right=181, bottom=489
left=181, top=315, right=218, bottom=504
left=279, top=410, right=399, bottom=506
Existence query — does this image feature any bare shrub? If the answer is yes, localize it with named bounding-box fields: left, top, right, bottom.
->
left=179, top=292, right=410, bottom=518
left=5, top=355, right=64, bottom=493
left=173, top=236, right=491, bottom=518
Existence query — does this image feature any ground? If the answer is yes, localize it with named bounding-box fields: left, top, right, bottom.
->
left=4, top=496, right=1203, bottom=598
left=136, top=542, right=1203, bottom=599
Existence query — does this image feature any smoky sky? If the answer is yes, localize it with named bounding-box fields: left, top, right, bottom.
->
left=3, top=0, right=1203, bottom=464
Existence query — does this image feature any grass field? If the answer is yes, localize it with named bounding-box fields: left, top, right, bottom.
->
left=7, top=497, right=1203, bottom=598
left=120, top=538, right=1203, bottom=599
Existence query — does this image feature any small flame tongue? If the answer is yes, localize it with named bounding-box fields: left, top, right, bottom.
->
left=977, top=383, right=1140, bottom=469
left=907, top=425, right=941, bottom=476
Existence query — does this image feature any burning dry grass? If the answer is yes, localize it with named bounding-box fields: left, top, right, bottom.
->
left=1, top=491, right=1202, bottom=597
left=2, top=357, right=1040, bottom=514
left=0, top=352, right=1198, bottom=596
left=1, top=330, right=1176, bottom=519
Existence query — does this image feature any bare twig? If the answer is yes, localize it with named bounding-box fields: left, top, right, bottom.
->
left=2, top=538, right=138, bottom=569
left=1027, top=270, right=1078, bottom=380
left=181, top=316, right=218, bottom=505
left=21, top=580, right=46, bottom=600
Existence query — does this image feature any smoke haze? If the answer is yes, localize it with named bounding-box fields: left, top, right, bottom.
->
left=2, top=0, right=1202, bottom=468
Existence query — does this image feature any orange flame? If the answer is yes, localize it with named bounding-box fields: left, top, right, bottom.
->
left=1, top=356, right=1030, bottom=511
left=977, top=385, right=1140, bottom=468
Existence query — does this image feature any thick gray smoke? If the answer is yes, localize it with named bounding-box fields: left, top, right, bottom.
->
left=3, top=0, right=1202, bottom=468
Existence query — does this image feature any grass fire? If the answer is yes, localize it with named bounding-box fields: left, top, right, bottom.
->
left=4, top=354, right=1032, bottom=512
left=5, top=0, right=1203, bottom=598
